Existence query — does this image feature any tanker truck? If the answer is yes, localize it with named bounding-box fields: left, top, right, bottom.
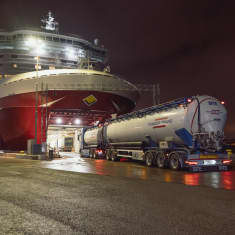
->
left=80, top=95, right=232, bottom=171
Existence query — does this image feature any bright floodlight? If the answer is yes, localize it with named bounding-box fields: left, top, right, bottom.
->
left=74, top=119, right=81, bottom=125
left=25, top=37, right=37, bottom=47
left=25, top=37, right=45, bottom=55
left=56, top=118, right=63, bottom=124
left=78, top=48, right=86, bottom=58
left=35, top=47, right=45, bottom=56
left=66, top=47, right=76, bottom=59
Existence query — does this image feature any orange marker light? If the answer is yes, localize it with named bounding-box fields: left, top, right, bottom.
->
left=222, top=160, right=232, bottom=164
left=185, top=161, right=198, bottom=165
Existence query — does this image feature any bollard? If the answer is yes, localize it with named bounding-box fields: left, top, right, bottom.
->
left=49, top=150, right=54, bottom=160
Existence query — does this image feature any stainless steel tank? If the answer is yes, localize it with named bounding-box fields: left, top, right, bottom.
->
left=84, top=95, right=227, bottom=151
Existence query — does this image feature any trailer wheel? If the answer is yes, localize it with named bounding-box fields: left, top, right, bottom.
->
left=111, top=151, right=118, bottom=161
left=92, top=150, right=97, bottom=159
left=145, top=152, right=153, bottom=167
left=169, top=152, right=181, bottom=171
left=152, top=152, right=157, bottom=166
left=106, top=150, right=111, bottom=161
left=156, top=152, right=165, bottom=168
left=90, top=150, right=94, bottom=159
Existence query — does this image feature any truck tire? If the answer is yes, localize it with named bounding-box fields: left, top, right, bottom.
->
left=111, top=151, right=118, bottom=161
left=152, top=152, right=157, bottom=166
left=106, top=150, right=111, bottom=161
left=169, top=152, right=181, bottom=171
left=92, top=150, right=97, bottom=159
left=145, top=152, right=153, bottom=167
left=156, top=152, right=165, bottom=168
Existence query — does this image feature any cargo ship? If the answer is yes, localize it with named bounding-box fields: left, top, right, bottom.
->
left=0, top=12, right=139, bottom=150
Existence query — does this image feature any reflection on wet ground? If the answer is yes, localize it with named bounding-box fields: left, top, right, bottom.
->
left=41, top=152, right=235, bottom=191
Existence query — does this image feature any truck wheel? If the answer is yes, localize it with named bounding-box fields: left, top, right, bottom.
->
left=92, top=151, right=96, bottom=159
left=90, top=150, right=94, bottom=159
left=152, top=152, right=157, bottom=166
left=111, top=151, right=118, bottom=161
left=106, top=152, right=111, bottom=161
left=156, top=152, right=165, bottom=168
left=94, top=153, right=98, bottom=159
left=145, top=152, right=153, bottom=167
left=169, top=153, right=181, bottom=171
left=106, top=150, right=111, bottom=161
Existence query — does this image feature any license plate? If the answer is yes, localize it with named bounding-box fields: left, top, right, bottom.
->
left=204, top=160, right=217, bottom=165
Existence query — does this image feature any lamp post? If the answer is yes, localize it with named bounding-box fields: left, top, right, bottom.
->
left=25, top=37, right=45, bottom=146
left=34, top=56, right=40, bottom=144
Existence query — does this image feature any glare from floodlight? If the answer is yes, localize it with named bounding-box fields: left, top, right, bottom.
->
left=25, top=37, right=45, bottom=55
left=35, top=47, right=45, bottom=55
left=66, top=47, right=76, bottom=59
left=56, top=118, right=63, bottom=124
left=25, top=37, right=37, bottom=47
left=74, top=119, right=81, bottom=125
left=78, top=48, right=86, bottom=58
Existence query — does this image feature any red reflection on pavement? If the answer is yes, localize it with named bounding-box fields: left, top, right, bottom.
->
left=140, top=168, right=147, bottom=180
left=220, top=171, right=235, bottom=190
left=164, top=172, right=172, bottom=183
left=94, top=160, right=106, bottom=175
left=120, top=158, right=129, bottom=162
left=183, top=173, right=200, bottom=186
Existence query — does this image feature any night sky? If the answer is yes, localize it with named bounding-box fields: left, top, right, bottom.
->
left=1, top=0, right=235, bottom=137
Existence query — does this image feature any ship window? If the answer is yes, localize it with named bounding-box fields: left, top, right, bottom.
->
left=67, top=40, right=72, bottom=44
left=11, top=54, right=18, bottom=58
left=7, top=36, right=12, bottom=41
left=16, top=34, right=23, bottom=39
left=49, top=65, right=55, bottom=70
left=73, top=41, right=81, bottom=46
left=53, top=37, right=60, bottom=42
left=66, top=60, right=74, bottom=63
left=0, top=36, right=6, bottom=41
left=37, top=35, right=45, bottom=40
left=46, top=36, right=53, bottom=41
left=60, top=38, right=66, bottom=43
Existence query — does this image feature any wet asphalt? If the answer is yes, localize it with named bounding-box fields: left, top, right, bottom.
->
left=0, top=154, right=235, bottom=234
left=42, top=152, right=235, bottom=191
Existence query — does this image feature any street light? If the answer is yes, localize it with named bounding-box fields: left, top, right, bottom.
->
left=65, top=47, right=76, bottom=60
left=34, top=56, right=40, bottom=144
left=25, top=38, right=45, bottom=55
left=74, top=119, right=81, bottom=125
left=56, top=118, right=63, bottom=124
left=65, top=47, right=86, bottom=68
left=25, top=37, right=45, bottom=145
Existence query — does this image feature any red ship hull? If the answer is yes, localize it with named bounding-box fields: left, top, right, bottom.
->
left=0, top=90, right=135, bottom=150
